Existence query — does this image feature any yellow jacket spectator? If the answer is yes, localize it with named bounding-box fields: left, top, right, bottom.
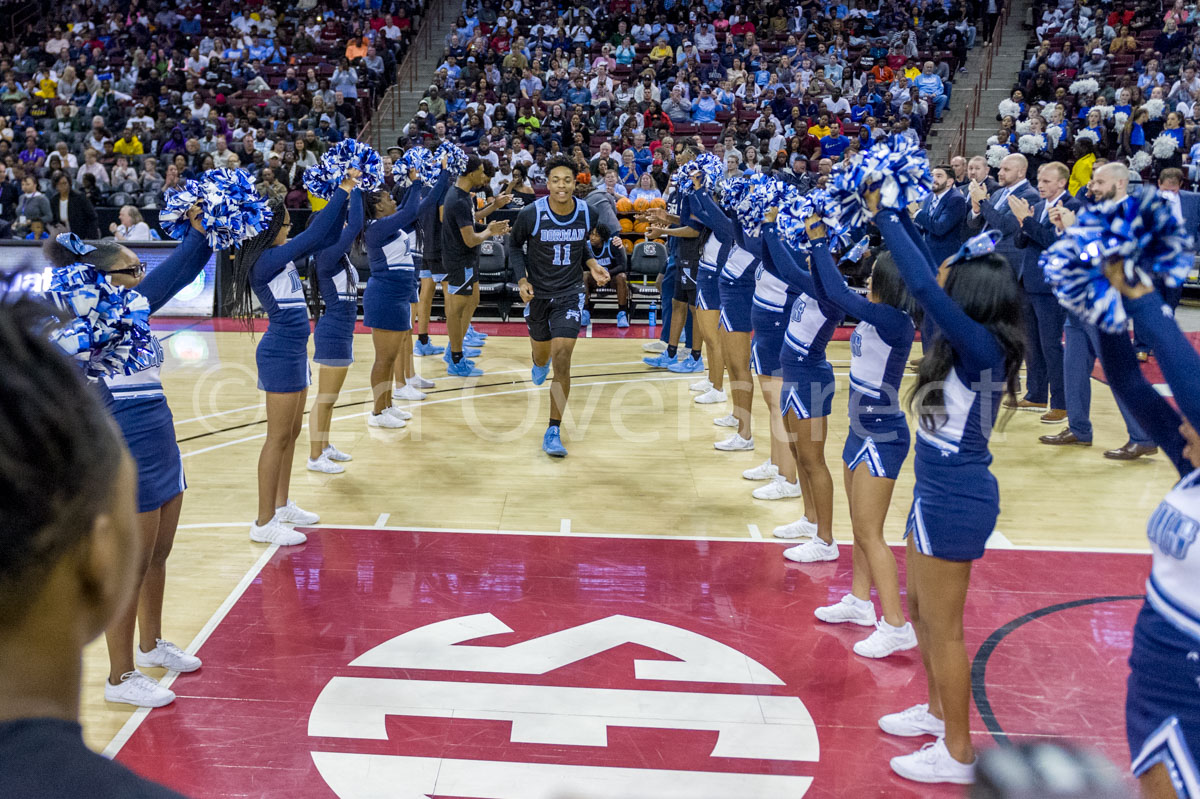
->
left=1069, top=151, right=1096, bottom=196
left=113, top=132, right=144, bottom=156
left=34, top=77, right=56, bottom=99
left=649, top=39, right=673, bottom=63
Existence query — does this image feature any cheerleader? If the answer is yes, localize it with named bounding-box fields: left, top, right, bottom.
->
left=45, top=219, right=212, bottom=708
left=804, top=216, right=921, bottom=659
left=1090, top=266, right=1200, bottom=797
left=689, top=185, right=764, bottom=461
left=228, top=170, right=361, bottom=546
left=754, top=222, right=844, bottom=555
left=362, top=168, right=454, bottom=427
left=678, top=189, right=727, bottom=407
left=872, top=203, right=1023, bottom=785
left=306, top=188, right=364, bottom=473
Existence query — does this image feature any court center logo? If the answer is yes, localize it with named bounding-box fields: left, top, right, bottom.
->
left=308, top=614, right=818, bottom=798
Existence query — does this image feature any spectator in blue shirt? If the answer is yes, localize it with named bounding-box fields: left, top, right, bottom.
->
left=565, top=75, right=591, bottom=107
left=692, top=85, right=719, bottom=122
left=913, top=61, right=949, bottom=122
left=821, top=131, right=851, bottom=160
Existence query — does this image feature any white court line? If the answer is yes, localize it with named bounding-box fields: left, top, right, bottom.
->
left=171, top=521, right=1152, bottom=554
left=171, top=360, right=656, bottom=425
left=102, top=542, right=280, bottom=759
left=179, top=369, right=873, bottom=460
left=560, top=518, right=571, bottom=534
left=987, top=530, right=1016, bottom=549
left=374, top=513, right=390, bottom=527
left=747, top=524, right=763, bottom=539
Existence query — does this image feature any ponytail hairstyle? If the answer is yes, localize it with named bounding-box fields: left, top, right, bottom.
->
left=906, top=253, right=1024, bottom=433
left=355, top=188, right=389, bottom=256
left=308, top=197, right=361, bottom=321
left=228, top=198, right=288, bottom=325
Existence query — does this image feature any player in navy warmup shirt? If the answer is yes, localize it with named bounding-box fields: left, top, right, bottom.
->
left=1090, top=265, right=1200, bottom=799
left=804, top=215, right=922, bottom=661
left=227, top=170, right=361, bottom=547
left=0, top=294, right=184, bottom=798
left=872, top=198, right=1024, bottom=786
left=510, top=156, right=611, bottom=457
left=305, top=189, right=364, bottom=473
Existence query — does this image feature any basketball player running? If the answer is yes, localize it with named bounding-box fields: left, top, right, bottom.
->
left=510, top=156, right=612, bottom=457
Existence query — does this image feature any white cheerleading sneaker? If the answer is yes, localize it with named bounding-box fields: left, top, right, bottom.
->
left=773, top=517, right=818, bottom=539
left=322, top=445, right=352, bottom=462
left=250, top=518, right=307, bottom=546
left=104, top=670, right=175, bottom=708
left=890, top=738, right=976, bottom=784
left=878, top=703, right=947, bottom=738
left=368, top=411, right=406, bottom=429
left=782, top=537, right=839, bottom=562
left=743, top=459, right=779, bottom=480
left=713, top=414, right=739, bottom=428
left=136, top=639, right=202, bottom=673
left=643, top=340, right=667, bottom=353
left=690, top=378, right=713, bottom=393
left=854, top=621, right=919, bottom=659
left=392, top=384, right=427, bottom=401
left=752, top=475, right=802, bottom=500
left=306, top=454, right=344, bottom=474
left=694, top=388, right=727, bottom=404
left=714, top=433, right=754, bottom=451
left=384, top=406, right=413, bottom=421
left=276, top=500, right=318, bottom=525
left=814, top=595, right=877, bottom=626
left=408, top=374, right=435, bottom=390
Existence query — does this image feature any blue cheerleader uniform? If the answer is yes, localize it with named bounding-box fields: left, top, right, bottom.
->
left=688, top=192, right=758, bottom=332
left=749, top=253, right=796, bottom=378
left=312, top=189, right=364, bottom=367
left=104, top=227, right=213, bottom=512
left=363, top=171, right=452, bottom=333
left=1095, top=292, right=1200, bottom=797
left=808, top=239, right=916, bottom=480
left=875, top=210, right=1006, bottom=562
left=758, top=225, right=844, bottom=421
left=251, top=187, right=350, bottom=393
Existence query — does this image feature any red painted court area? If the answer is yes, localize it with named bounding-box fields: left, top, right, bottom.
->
left=115, top=530, right=1148, bottom=798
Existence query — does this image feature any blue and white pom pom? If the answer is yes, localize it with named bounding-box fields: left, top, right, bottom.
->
left=1040, top=187, right=1193, bottom=333
left=45, top=263, right=154, bottom=380
left=158, top=180, right=202, bottom=241
left=1040, top=228, right=1129, bottom=333
left=675, top=154, right=723, bottom=196
left=197, top=169, right=274, bottom=251
left=718, top=175, right=750, bottom=211
left=303, top=139, right=384, bottom=199
left=395, top=146, right=437, bottom=185
left=733, top=175, right=799, bottom=236
left=826, top=141, right=933, bottom=230
left=777, top=189, right=857, bottom=252
left=435, top=141, right=468, bottom=176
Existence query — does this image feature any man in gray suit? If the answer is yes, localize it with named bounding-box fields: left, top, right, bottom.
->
left=15, top=175, right=50, bottom=234
left=965, top=153, right=1041, bottom=279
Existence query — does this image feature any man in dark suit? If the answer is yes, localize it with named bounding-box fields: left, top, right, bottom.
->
left=961, top=155, right=999, bottom=198
left=914, top=164, right=968, bottom=266
left=965, top=152, right=1040, bottom=281
left=1011, top=160, right=1080, bottom=422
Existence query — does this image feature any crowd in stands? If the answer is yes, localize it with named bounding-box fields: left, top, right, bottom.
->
left=399, top=0, right=992, bottom=202
left=0, top=0, right=424, bottom=239
left=998, top=0, right=1200, bottom=187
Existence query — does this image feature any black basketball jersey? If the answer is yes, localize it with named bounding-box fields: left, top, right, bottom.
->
left=510, top=197, right=593, bottom=298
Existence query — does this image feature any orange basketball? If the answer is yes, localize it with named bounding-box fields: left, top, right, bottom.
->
left=623, top=238, right=635, bottom=254
left=650, top=197, right=667, bottom=209
left=616, top=197, right=634, bottom=213
left=633, top=221, right=648, bottom=234
left=633, top=197, right=650, bottom=212
left=619, top=218, right=634, bottom=233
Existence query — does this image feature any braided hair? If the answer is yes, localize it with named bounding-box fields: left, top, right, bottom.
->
left=0, top=293, right=125, bottom=629
left=228, top=198, right=288, bottom=325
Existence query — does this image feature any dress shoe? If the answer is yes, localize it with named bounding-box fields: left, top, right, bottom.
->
left=1004, top=397, right=1048, bottom=411
left=1040, top=409, right=1067, bottom=424
left=1104, top=442, right=1159, bottom=460
left=1039, top=428, right=1091, bottom=446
